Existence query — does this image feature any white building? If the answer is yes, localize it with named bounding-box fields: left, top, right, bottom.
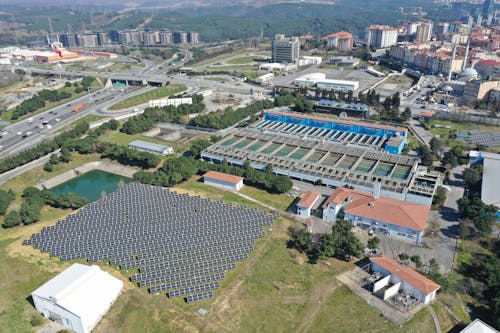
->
left=203, top=170, right=244, bottom=191
left=296, top=191, right=321, bottom=218
left=259, top=62, right=297, bottom=72
left=293, top=73, right=359, bottom=91
left=31, top=263, right=123, bottom=333
left=295, top=56, right=322, bottom=66
left=128, top=140, right=174, bottom=156
left=460, top=319, right=499, bottom=333
left=322, top=187, right=430, bottom=244
left=149, top=97, right=192, bottom=108
left=370, top=253, right=440, bottom=305
left=272, top=34, right=300, bottom=63
left=256, top=73, right=274, bottom=85
left=367, top=25, right=399, bottom=49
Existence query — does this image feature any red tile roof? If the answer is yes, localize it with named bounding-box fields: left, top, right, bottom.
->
left=322, top=187, right=430, bottom=231
left=370, top=253, right=440, bottom=294
left=203, top=171, right=243, bottom=184
left=297, top=191, right=321, bottom=208
left=265, top=110, right=408, bottom=133
left=322, top=31, right=353, bottom=40
left=477, top=59, right=500, bottom=67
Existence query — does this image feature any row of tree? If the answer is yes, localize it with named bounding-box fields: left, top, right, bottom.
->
left=0, top=121, right=90, bottom=174
left=289, top=220, right=364, bottom=262
left=120, top=95, right=205, bottom=134
left=0, top=189, right=16, bottom=216
left=134, top=156, right=292, bottom=194
left=2, top=187, right=88, bottom=228
left=12, top=89, right=72, bottom=120
left=189, top=100, right=274, bottom=129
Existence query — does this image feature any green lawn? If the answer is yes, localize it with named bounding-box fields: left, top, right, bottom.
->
left=100, top=131, right=190, bottom=155
left=226, top=56, right=265, bottom=65
left=108, top=85, right=186, bottom=111
left=204, top=76, right=228, bottom=82
left=240, top=185, right=295, bottom=212
left=207, top=65, right=259, bottom=72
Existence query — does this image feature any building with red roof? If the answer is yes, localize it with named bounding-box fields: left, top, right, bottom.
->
left=323, top=31, right=353, bottom=51
left=296, top=191, right=321, bottom=218
left=370, top=253, right=440, bottom=304
left=322, top=187, right=430, bottom=244
left=475, top=59, right=500, bottom=79
left=203, top=171, right=244, bottom=191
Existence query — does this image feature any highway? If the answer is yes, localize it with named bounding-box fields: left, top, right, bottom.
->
left=0, top=86, right=152, bottom=158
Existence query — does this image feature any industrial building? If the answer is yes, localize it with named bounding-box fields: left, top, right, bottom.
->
left=369, top=253, right=440, bottom=305
left=460, top=319, right=499, bottom=333
left=201, top=111, right=439, bottom=206
left=149, top=97, right=192, bottom=108
left=314, top=99, right=370, bottom=118
left=203, top=171, right=244, bottom=191
left=296, top=191, right=321, bottom=218
left=32, top=263, right=123, bottom=333
left=293, top=73, right=359, bottom=91
left=322, top=187, right=430, bottom=244
left=272, top=34, right=300, bottom=63
left=128, top=140, right=173, bottom=156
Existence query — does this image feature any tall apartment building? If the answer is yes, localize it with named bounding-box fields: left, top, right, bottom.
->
left=159, top=31, right=172, bottom=45
left=324, top=31, right=353, bottom=51
left=143, top=31, right=159, bottom=46
left=366, top=25, right=398, bottom=49
left=173, top=31, right=188, bottom=44
left=272, top=34, right=300, bottom=63
left=60, top=33, right=78, bottom=48
left=415, top=23, right=432, bottom=42
left=97, top=32, right=109, bottom=46
left=77, top=34, right=99, bottom=48
left=187, top=32, right=200, bottom=44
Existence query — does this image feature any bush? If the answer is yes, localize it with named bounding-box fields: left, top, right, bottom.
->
left=30, top=314, right=44, bottom=327
left=43, top=162, right=54, bottom=172
left=2, top=211, right=22, bottom=228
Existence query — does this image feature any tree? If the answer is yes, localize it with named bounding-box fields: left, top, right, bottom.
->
left=442, top=151, right=458, bottom=168
left=0, top=189, right=15, bottom=215
left=473, top=214, right=495, bottom=237
left=55, top=193, right=88, bottom=209
left=43, top=163, right=54, bottom=172
left=2, top=211, right=22, bottom=228
left=399, top=253, right=410, bottom=262
left=20, top=201, right=41, bottom=225
left=419, top=144, right=433, bottom=166
left=432, top=186, right=447, bottom=208
left=290, top=228, right=313, bottom=253
left=429, top=137, right=444, bottom=157
left=410, top=255, right=423, bottom=269
left=367, top=236, right=380, bottom=250
left=463, top=165, right=483, bottom=194
left=401, top=107, right=412, bottom=121
left=270, top=176, right=293, bottom=194
left=318, top=220, right=363, bottom=260
left=428, top=258, right=440, bottom=276
left=189, top=139, right=211, bottom=157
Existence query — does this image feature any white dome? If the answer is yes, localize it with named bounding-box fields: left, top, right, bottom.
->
left=458, top=67, right=478, bottom=78
left=443, top=85, right=453, bottom=92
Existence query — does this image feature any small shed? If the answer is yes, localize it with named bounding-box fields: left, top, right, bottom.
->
left=32, top=263, right=123, bottom=333
left=203, top=171, right=244, bottom=191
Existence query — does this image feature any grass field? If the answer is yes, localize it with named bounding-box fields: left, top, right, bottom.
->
left=0, top=170, right=444, bottom=332
left=100, top=131, right=191, bottom=155
left=208, top=65, right=259, bottom=72
left=430, top=119, right=500, bottom=137
left=1, top=80, right=103, bottom=123
left=108, top=85, right=186, bottom=111
left=226, top=56, right=265, bottom=65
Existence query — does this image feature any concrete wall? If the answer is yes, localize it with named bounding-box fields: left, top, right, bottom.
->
left=383, top=282, right=401, bottom=300
left=373, top=274, right=391, bottom=292
left=203, top=177, right=242, bottom=191
left=296, top=206, right=312, bottom=217
left=37, top=161, right=136, bottom=190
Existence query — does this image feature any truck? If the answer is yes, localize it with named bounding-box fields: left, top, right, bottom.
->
left=72, top=103, right=86, bottom=112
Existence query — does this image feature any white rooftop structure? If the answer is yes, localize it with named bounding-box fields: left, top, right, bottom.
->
left=128, top=140, right=173, bottom=156
left=481, top=151, right=500, bottom=207
left=460, top=319, right=499, bottom=333
left=32, top=263, right=123, bottom=333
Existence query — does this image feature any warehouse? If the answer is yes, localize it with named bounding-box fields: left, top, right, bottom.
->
left=203, top=170, right=244, bottom=191
left=31, top=263, right=123, bottom=333
left=293, top=73, right=359, bottom=91
left=369, top=253, right=440, bottom=305
left=128, top=140, right=173, bottom=156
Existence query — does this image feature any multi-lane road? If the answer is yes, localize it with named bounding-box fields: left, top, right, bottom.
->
left=0, top=86, right=152, bottom=158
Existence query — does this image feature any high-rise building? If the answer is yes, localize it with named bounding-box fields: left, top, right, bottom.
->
left=97, top=32, right=109, bottom=46
left=366, top=25, right=398, bottom=49
left=187, top=32, right=200, bottom=44
left=324, top=31, right=353, bottom=51
left=415, top=23, right=432, bottom=42
left=159, top=31, right=172, bottom=45
left=143, top=31, right=159, bottom=46
left=77, top=34, right=98, bottom=48
left=60, top=33, right=78, bottom=48
left=272, top=34, right=300, bottom=63
left=173, top=31, right=188, bottom=44
left=482, top=0, right=495, bottom=18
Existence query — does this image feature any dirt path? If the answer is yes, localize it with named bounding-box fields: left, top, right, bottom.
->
left=428, top=305, right=442, bottom=333
left=295, top=279, right=341, bottom=333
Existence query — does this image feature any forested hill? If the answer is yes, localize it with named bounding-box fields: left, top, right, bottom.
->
left=141, top=0, right=453, bottom=41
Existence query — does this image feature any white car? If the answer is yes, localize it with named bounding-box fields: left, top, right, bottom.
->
left=17, top=131, right=22, bottom=135
left=55, top=118, right=61, bottom=122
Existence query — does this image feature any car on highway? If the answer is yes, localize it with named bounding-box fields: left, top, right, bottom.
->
left=0, top=131, right=7, bottom=138
left=55, top=118, right=61, bottom=122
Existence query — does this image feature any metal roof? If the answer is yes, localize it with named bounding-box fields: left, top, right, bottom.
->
left=128, top=140, right=171, bottom=153
left=481, top=152, right=500, bottom=207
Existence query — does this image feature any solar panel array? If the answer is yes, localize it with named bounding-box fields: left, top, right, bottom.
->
left=24, top=183, right=277, bottom=303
